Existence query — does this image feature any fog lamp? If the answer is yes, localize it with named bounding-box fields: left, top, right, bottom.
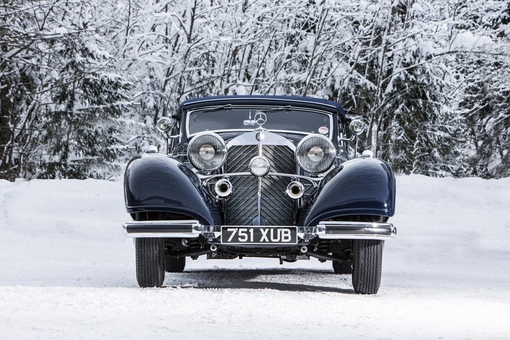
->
left=156, top=117, right=174, bottom=132
left=349, top=119, right=366, bottom=135
left=249, top=156, right=270, bottom=177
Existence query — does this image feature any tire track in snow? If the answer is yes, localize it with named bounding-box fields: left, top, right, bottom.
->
left=163, top=268, right=353, bottom=293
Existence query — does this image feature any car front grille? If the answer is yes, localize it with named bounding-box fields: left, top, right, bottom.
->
left=225, top=145, right=295, bottom=226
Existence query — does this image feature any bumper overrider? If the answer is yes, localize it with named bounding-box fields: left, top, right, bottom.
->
left=122, top=220, right=397, bottom=244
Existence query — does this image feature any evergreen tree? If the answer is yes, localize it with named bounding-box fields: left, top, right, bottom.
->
left=0, top=1, right=44, bottom=180
left=2, top=0, right=509, bottom=180
left=332, top=0, right=465, bottom=175
left=454, top=0, right=510, bottom=178
left=0, top=0, right=131, bottom=180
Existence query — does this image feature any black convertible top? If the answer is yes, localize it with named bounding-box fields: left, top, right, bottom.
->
left=178, top=95, right=346, bottom=118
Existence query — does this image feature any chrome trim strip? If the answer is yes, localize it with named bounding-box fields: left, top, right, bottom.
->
left=200, top=172, right=322, bottom=185
left=256, top=176, right=262, bottom=224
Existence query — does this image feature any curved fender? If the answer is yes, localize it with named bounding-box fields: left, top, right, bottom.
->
left=304, top=158, right=396, bottom=226
left=124, top=153, right=221, bottom=225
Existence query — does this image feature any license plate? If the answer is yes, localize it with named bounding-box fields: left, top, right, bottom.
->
left=221, top=227, right=297, bottom=244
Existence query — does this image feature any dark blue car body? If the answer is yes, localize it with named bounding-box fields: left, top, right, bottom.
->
left=123, top=95, right=396, bottom=294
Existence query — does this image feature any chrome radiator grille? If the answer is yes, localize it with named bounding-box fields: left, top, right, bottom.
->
left=225, top=145, right=295, bottom=226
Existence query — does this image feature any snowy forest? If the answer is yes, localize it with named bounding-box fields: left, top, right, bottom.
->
left=0, top=0, right=509, bottom=180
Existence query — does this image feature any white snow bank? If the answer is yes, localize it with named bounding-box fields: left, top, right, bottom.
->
left=0, top=175, right=509, bottom=339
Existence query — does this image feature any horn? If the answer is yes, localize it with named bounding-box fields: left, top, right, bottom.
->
left=286, top=181, right=305, bottom=199
left=215, top=179, right=233, bottom=198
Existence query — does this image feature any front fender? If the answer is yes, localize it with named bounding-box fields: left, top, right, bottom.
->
left=124, top=153, right=221, bottom=225
left=304, top=158, right=396, bottom=226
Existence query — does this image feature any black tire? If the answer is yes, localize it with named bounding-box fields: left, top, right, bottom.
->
left=352, top=240, right=383, bottom=294
left=135, top=238, right=165, bottom=287
left=165, top=256, right=186, bottom=272
left=332, top=260, right=353, bottom=274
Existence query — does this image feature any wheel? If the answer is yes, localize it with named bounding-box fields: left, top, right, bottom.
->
left=332, top=260, right=353, bottom=274
left=352, top=240, right=384, bottom=294
left=165, top=256, right=186, bottom=272
left=135, top=238, right=165, bottom=287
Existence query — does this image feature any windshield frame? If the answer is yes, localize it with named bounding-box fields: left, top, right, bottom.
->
left=184, top=105, right=334, bottom=140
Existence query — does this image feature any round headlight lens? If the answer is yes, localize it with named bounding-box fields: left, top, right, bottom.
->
left=188, top=133, right=226, bottom=171
left=296, top=135, right=336, bottom=174
left=308, top=146, right=325, bottom=163
left=199, top=144, right=215, bottom=161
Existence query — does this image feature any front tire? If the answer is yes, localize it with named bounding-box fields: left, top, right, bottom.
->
left=135, top=238, right=165, bottom=287
left=352, top=240, right=383, bottom=294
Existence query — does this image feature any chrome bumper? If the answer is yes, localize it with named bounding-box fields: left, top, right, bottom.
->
left=316, top=221, right=396, bottom=240
left=123, top=220, right=396, bottom=241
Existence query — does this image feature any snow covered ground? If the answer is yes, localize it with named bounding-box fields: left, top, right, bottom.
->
left=1, top=175, right=509, bottom=339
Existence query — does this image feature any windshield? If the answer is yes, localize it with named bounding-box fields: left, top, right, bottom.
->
left=187, top=106, right=332, bottom=137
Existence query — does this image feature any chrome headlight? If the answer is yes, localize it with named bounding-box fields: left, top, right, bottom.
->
left=349, top=119, right=366, bottom=136
left=296, top=134, right=336, bottom=174
left=156, top=117, right=175, bottom=133
left=188, top=132, right=227, bottom=171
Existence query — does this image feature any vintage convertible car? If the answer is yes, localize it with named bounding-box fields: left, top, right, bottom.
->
left=123, top=95, right=396, bottom=294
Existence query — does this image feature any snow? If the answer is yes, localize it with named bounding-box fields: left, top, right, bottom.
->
left=1, top=175, right=510, bottom=339
left=450, top=31, right=495, bottom=50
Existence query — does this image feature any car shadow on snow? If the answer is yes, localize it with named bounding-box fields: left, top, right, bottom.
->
left=163, top=268, right=354, bottom=294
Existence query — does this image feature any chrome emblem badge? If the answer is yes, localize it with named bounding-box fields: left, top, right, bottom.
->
left=254, top=111, right=267, bottom=127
